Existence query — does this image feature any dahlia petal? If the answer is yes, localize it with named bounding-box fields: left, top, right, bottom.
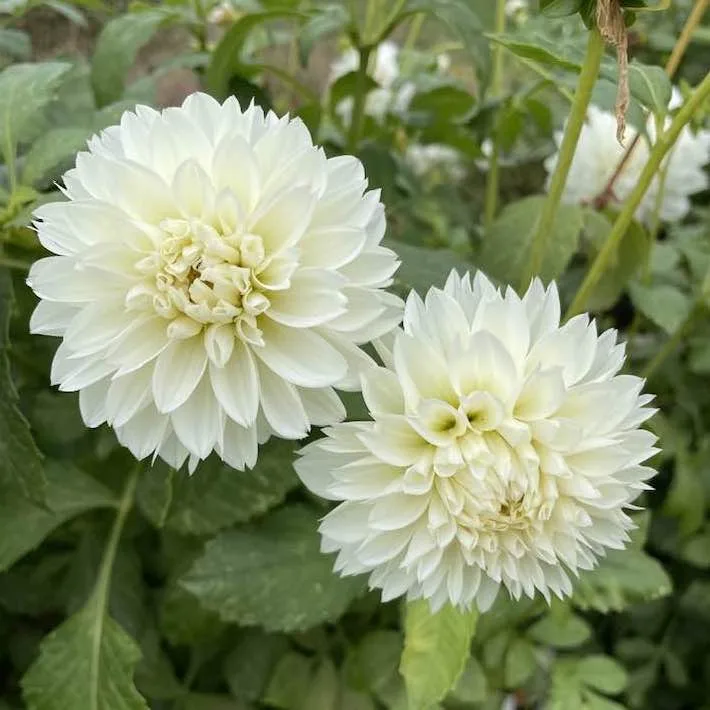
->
left=209, top=339, right=259, bottom=426
left=171, top=375, right=221, bottom=459
left=152, top=336, right=208, bottom=413
left=257, top=361, right=310, bottom=439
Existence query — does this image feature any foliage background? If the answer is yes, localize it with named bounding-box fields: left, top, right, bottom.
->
left=0, top=0, right=709, bottom=708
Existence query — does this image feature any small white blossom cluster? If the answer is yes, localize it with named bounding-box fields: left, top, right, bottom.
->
left=29, top=93, right=658, bottom=612
left=329, top=41, right=465, bottom=181
left=546, top=93, right=710, bottom=224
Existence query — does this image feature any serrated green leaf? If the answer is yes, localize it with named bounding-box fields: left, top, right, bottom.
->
left=388, top=240, right=472, bottom=294
left=504, top=638, right=537, bottom=688
left=224, top=630, right=288, bottom=702
left=448, top=656, right=487, bottom=703
left=21, top=127, right=90, bottom=186
left=628, top=282, right=692, bottom=335
left=577, top=655, right=629, bottom=695
left=137, top=440, right=299, bottom=535
left=528, top=610, right=591, bottom=648
left=479, top=196, right=583, bottom=285
left=262, top=652, right=313, bottom=709
left=400, top=600, right=478, bottom=710
left=22, top=597, right=148, bottom=710
left=0, top=460, right=116, bottom=572
left=91, top=9, right=169, bottom=106
left=0, top=61, right=70, bottom=152
left=572, top=548, right=672, bottom=613
left=180, top=505, right=365, bottom=632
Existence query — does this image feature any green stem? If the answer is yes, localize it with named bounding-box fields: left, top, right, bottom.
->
left=523, top=28, right=605, bottom=289
left=641, top=302, right=702, bottom=380
left=483, top=0, right=507, bottom=232
left=566, top=70, right=710, bottom=318
left=88, top=467, right=139, bottom=707
left=347, top=44, right=373, bottom=152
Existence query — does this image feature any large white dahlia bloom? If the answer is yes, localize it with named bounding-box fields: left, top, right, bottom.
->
left=27, top=93, right=402, bottom=472
left=295, top=271, right=658, bottom=611
left=546, top=100, right=710, bottom=224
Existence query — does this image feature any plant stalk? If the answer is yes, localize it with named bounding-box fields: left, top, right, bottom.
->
left=524, top=28, right=605, bottom=287
left=347, top=44, right=373, bottom=152
left=566, top=70, right=710, bottom=318
left=483, top=0, right=508, bottom=232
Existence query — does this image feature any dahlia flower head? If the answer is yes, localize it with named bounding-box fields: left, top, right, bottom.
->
left=27, top=93, right=402, bottom=472
left=546, top=96, right=710, bottom=224
left=296, top=271, right=658, bottom=611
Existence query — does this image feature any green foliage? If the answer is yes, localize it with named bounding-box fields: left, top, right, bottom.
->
left=400, top=601, right=478, bottom=710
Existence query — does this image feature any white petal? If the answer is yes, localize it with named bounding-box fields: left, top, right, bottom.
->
left=152, top=335, right=208, bottom=413
left=209, top=339, right=259, bottom=426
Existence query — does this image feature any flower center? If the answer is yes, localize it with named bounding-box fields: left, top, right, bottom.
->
left=129, top=218, right=281, bottom=346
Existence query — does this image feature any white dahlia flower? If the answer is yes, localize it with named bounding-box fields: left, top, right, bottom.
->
left=404, top=143, right=465, bottom=182
left=295, top=271, right=657, bottom=611
left=546, top=100, right=710, bottom=224
left=27, top=93, right=402, bottom=472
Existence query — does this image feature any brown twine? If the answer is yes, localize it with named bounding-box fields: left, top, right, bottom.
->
left=596, top=0, right=629, bottom=145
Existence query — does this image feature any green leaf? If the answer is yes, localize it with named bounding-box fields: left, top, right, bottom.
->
left=662, top=449, right=706, bottom=536
left=388, top=240, right=472, bottom=294
left=540, top=0, right=583, bottom=17
left=409, top=86, right=475, bottom=121
left=0, top=271, right=44, bottom=505
left=581, top=211, right=649, bottom=311
left=91, top=9, right=168, bottom=106
left=180, top=505, right=365, bottom=632
left=0, top=461, right=116, bottom=572
left=479, top=196, right=583, bottom=285
left=572, top=548, right=672, bottom=613
left=0, top=28, right=31, bottom=61
left=626, top=63, right=672, bottom=115
left=346, top=630, right=402, bottom=695
left=159, top=584, right=225, bottom=647
left=681, top=530, right=710, bottom=569
left=577, top=655, right=628, bottom=695
left=400, top=600, right=478, bottom=710
left=224, top=630, right=288, bottom=702
left=183, top=695, right=249, bottom=710
left=206, top=10, right=303, bottom=100
left=0, top=62, right=70, bottom=153
left=303, top=658, right=339, bottom=710
left=262, top=652, right=313, bottom=709
left=21, top=127, right=90, bottom=186
left=404, top=0, right=490, bottom=79
left=504, top=638, right=537, bottom=688
left=448, top=656, right=487, bottom=704
left=137, top=440, right=299, bottom=535
left=22, top=595, right=148, bottom=709
left=299, top=4, right=350, bottom=66
left=528, top=610, right=591, bottom=648
left=628, top=282, right=692, bottom=335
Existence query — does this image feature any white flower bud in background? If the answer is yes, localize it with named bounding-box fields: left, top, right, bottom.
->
left=296, top=271, right=657, bottom=611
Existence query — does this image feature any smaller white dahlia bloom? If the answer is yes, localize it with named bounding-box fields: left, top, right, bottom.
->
left=329, top=41, right=415, bottom=123
left=547, top=100, right=710, bottom=224
left=27, top=93, right=402, bottom=472
left=296, top=271, right=658, bottom=611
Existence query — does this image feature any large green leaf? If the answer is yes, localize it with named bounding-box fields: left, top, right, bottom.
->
left=528, top=609, right=591, bottom=648
left=180, top=505, right=365, bottom=632
left=21, top=127, right=91, bottom=186
left=0, top=270, right=45, bottom=504
left=628, top=282, right=693, bottom=335
left=572, top=548, right=672, bottom=613
left=0, top=61, right=70, bottom=152
left=22, top=593, right=148, bottom=709
left=400, top=601, right=478, bottom=710
left=479, top=196, right=583, bottom=286
left=91, top=9, right=168, bottom=106
left=388, top=240, right=472, bottom=294
left=0, top=461, right=117, bottom=572
left=136, top=440, right=299, bottom=535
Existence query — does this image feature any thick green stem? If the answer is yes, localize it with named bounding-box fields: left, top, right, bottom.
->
left=347, top=44, right=372, bottom=152
left=566, top=71, right=710, bottom=318
left=524, top=28, right=605, bottom=287
left=483, top=0, right=507, bottom=232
